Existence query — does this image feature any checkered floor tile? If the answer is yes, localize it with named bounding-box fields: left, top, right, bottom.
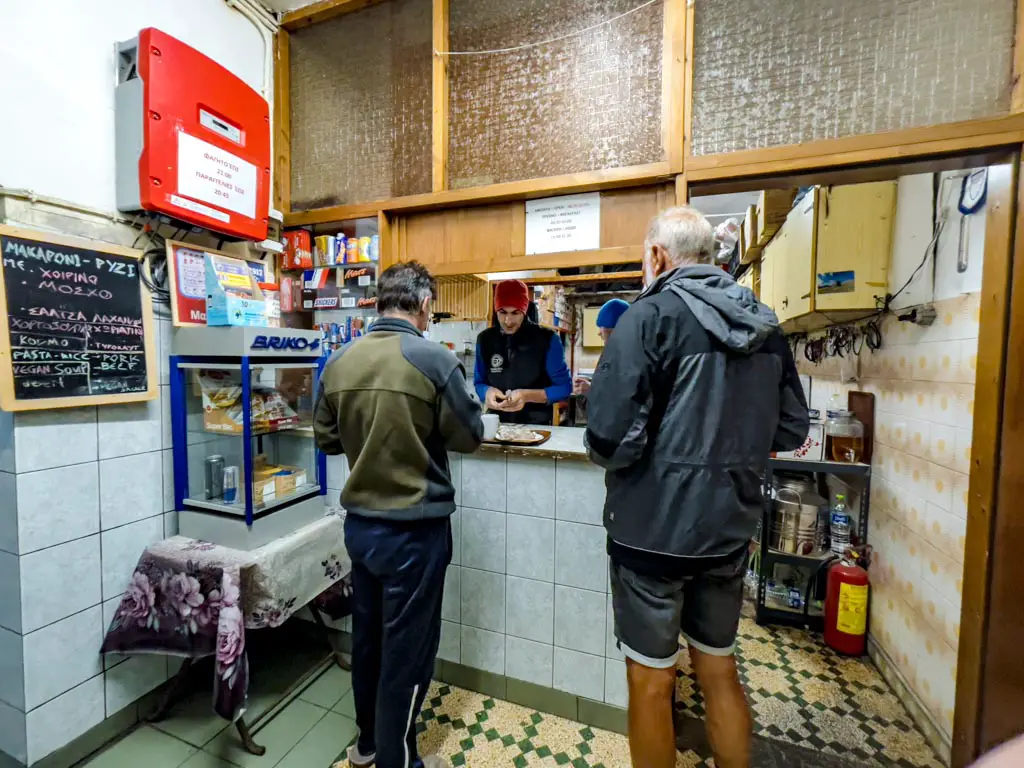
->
left=330, top=610, right=942, bottom=767
left=673, top=606, right=943, bottom=768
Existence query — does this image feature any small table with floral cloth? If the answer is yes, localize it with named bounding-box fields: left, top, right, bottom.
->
left=100, top=513, right=352, bottom=755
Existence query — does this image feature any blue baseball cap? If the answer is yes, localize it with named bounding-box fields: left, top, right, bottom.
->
left=596, top=299, right=630, bottom=330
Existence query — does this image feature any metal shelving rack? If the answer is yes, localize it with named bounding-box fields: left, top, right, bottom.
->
left=754, top=457, right=872, bottom=629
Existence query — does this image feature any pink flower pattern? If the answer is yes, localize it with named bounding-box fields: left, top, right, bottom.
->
left=119, top=572, right=156, bottom=628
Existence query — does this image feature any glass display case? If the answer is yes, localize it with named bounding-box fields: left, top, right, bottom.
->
left=169, top=326, right=328, bottom=549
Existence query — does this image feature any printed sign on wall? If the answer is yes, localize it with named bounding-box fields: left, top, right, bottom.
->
left=525, top=192, right=601, bottom=255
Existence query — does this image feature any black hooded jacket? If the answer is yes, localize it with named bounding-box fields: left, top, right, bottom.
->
left=585, top=265, right=809, bottom=564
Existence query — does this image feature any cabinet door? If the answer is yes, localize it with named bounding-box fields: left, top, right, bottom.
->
left=815, top=181, right=897, bottom=311
left=759, top=245, right=777, bottom=312
left=774, top=191, right=816, bottom=323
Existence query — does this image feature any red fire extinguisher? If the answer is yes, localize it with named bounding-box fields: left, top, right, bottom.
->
left=824, top=547, right=871, bottom=656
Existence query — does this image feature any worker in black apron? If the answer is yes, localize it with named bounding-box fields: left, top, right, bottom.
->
left=473, top=279, right=571, bottom=425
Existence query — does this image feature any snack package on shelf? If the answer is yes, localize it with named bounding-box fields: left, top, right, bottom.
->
left=284, top=231, right=313, bottom=270
left=198, top=371, right=301, bottom=434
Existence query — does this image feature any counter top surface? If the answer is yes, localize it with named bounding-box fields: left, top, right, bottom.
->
left=479, top=425, right=589, bottom=460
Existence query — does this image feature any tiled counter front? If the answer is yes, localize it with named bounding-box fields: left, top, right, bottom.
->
left=440, top=452, right=625, bottom=710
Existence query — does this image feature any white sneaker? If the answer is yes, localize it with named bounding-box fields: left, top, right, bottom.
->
left=421, top=757, right=451, bottom=768
left=344, top=743, right=376, bottom=767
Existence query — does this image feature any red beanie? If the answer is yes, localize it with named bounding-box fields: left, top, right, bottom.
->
left=494, top=280, right=530, bottom=313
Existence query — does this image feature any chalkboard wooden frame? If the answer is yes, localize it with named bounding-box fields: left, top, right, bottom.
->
left=166, top=240, right=267, bottom=327
left=0, top=225, right=158, bottom=412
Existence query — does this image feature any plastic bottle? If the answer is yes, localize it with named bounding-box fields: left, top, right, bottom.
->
left=830, top=493, right=852, bottom=556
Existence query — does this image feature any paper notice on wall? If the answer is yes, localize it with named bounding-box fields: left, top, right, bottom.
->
left=525, top=192, right=601, bottom=255
left=177, top=131, right=257, bottom=219
left=175, top=247, right=208, bottom=299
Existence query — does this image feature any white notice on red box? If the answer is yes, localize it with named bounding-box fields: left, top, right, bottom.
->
left=177, top=131, right=257, bottom=219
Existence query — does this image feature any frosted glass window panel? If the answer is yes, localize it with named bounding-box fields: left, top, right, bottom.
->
left=448, top=0, right=664, bottom=188
left=289, top=0, right=432, bottom=210
left=691, top=0, right=1014, bottom=156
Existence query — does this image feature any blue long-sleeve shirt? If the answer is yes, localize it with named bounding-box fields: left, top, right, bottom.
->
left=474, top=333, right=571, bottom=404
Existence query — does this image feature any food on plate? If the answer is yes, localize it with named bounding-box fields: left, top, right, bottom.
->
left=494, top=425, right=543, bottom=443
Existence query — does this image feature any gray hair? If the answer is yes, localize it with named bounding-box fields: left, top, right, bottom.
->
left=645, top=206, right=716, bottom=266
left=377, top=261, right=437, bottom=315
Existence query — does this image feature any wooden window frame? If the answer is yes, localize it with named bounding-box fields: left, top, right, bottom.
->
left=276, top=0, right=687, bottom=225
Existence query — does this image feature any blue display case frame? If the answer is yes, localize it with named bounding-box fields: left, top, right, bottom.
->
left=168, top=332, right=328, bottom=527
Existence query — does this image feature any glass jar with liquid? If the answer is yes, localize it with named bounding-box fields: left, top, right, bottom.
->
left=825, top=410, right=864, bottom=463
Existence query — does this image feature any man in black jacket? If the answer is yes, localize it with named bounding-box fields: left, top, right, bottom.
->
left=585, top=206, right=809, bottom=768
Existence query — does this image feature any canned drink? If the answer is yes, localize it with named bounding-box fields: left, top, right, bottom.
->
left=346, top=238, right=359, bottom=264
left=205, top=455, right=225, bottom=500
left=222, top=466, right=239, bottom=504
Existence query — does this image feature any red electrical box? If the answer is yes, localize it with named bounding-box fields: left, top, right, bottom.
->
left=115, top=28, right=270, bottom=242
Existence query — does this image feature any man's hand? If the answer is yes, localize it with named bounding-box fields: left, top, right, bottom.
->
left=573, top=377, right=591, bottom=395
left=502, top=390, right=527, bottom=412
left=485, top=387, right=508, bottom=411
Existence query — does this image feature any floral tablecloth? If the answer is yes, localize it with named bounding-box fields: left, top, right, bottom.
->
left=100, top=514, right=350, bottom=721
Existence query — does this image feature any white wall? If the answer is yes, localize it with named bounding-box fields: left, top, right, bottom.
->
left=797, top=165, right=998, bottom=759
left=0, top=2, right=269, bottom=765
left=888, top=172, right=987, bottom=311
left=0, top=0, right=265, bottom=212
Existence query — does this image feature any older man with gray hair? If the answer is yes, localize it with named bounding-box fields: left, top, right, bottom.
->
left=585, top=206, right=809, bottom=768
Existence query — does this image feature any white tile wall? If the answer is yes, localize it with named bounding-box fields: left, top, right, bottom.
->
left=461, top=626, right=505, bottom=675
left=0, top=411, right=14, bottom=474
left=12, top=408, right=97, bottom=474
left=0, top=701, right=27, bottom=765
left=104, top=655, right=168, bottom=717
left=506, top=576, right=554, bottom=645
left=161, top=449, right=175, bottom=514
left=0, top=473, right=17, bottom=554
left=19, top=535, right=101, bottom=634
left=462, top=454, right=506, bottom=512
left=0, top=553, right=21, bottom=633
left=804, top=291, right=980, bottom=740
left=0, top=628, right=25, bottom=710
left=554, top=521, right=607, bottom=593
left=100, top=515, right=165, bottom=600
left=554, top=586, right=606, bottom=657
left=25, top=675, right=104, bottom=766
left=99, top=452, right=163, bottom=530
left=506, top=457, right=555, bottom=518
left=14, top=463, right=99, bottom=554
left=506, top=636, right=553, bottom=687
left=506, top=514, right=554, bottom=582
left=438, top=620, right=460, bottom=663
left=553, top=647, right=605, bottom=701
left=442, top=566, right=461, bottom=623
left=22, top=607, right=103, bottom=711
left=461, top=507, right=506, bottom=573
left=460, top=568, right=505, bottom=633
left=97, top=398, right=163, bottom=459
left=604, top=659, right=627, bottom=708
left=555, top=461, right=606, bottom=525
left=451, top=451, right=623, bottom=709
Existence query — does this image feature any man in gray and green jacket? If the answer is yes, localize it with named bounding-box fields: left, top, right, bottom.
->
left=314, top=261, right=483, bottom=768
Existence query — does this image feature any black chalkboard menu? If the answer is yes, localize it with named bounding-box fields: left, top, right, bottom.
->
left=0, top=226, right=157, bottom=412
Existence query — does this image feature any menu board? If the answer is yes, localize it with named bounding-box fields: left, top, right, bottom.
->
left=166, top=240, right=266, bottom=327
left=0, top=226, right=157, bottom=412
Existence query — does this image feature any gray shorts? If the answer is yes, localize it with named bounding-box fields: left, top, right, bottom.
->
left=609, top=549, right=749, bottom=667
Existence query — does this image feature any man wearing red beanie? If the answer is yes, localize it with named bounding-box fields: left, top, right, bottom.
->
left=473, top=279, right=571, bottom=424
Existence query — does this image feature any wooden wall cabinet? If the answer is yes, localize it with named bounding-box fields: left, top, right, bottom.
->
left=391, top=183, right=673, bottom=276
left=758, top=182, right=896, bottom=330
left=737, top=260, right=760, bottom=299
